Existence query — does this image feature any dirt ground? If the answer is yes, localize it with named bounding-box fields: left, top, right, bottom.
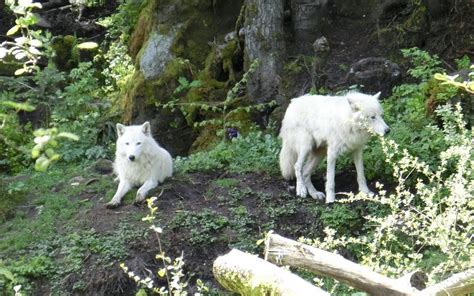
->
left=50, top=164, right=375, bottom=295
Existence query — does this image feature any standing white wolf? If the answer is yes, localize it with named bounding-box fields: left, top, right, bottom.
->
left=279, top=91, right=389, bottom=203
left=106, top=122, right=173, bottom=208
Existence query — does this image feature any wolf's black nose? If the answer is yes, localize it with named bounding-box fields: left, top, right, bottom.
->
left=385, top=127, right=390, bottom=134
left=129, top=155, right=135, bottom=161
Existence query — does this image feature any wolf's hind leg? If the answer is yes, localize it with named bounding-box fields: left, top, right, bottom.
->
left=303, top=152, right=325, bottom=200
left=135, top=179, right=158, bottom=204
left=107, top=180, right=131, bottom=208
left=294, top=144, right=312, bottom=198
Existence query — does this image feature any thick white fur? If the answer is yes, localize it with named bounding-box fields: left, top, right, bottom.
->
left=279, top=91, right=389, bottom=203
left=106, top=122, right=173, bottom=208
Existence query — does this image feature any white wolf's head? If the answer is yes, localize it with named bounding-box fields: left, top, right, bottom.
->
left=348, top=92, right=390, bottom=136
left=116, top=122, right=152, bottom=162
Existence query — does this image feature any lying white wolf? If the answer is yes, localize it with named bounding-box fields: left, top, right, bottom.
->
left=106, top=122, right=173, bottom=208
left=279, top=91, right=389, bottom=203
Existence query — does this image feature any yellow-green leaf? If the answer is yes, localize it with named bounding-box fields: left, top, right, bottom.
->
left=57, top=132, right=79, bottom=141
left=6, top=25, right=20, bottom=36
left=77, top=42, right=98, bottom=50
left=14, top=68, right=26, bottom=76
left=157, top=268, right=166, bottom=277
left=29, top=39, right=42, bottom=47
left=35, top=156, right=50, bottom=172
left=0, top=101, right=35, bottom=111
left=31, top=147, right=40, bottom=159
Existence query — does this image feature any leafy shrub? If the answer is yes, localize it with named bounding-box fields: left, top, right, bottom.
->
left=97, top=0, right=145, bottom=40
left=360, top=50, right=462, bottom=180
left=175, top=130, right=280, bottom=175
left=307, top=104, right=473, bottom=285
left=121, top=197, right=210, bottom=295
left=401, top=47, right=443, bottom=81
left=51, top=62, right=115, bottom=161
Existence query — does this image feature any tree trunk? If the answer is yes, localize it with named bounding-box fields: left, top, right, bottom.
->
left=421, top=268, right=474, bottom=296
left=290, top=0, right=328, bottom=54
left=213, top=249, right=329, bottom=295
left=244, top=0, right=285, bottom=110
left=264, top=233, right=424, bottom=296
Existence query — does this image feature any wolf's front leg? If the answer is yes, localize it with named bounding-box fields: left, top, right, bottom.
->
left=353, top=148, right=374, bottom=195
left=325, top=149, right=337, bottom=203
left=106, top=179, right=131, bottom=208
left=135, top=179, right=158, bottom=204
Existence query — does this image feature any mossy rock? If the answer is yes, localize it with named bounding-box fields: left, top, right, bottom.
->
left=50, top=35, right=79, bottom=71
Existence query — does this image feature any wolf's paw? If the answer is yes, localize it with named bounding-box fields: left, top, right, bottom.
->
left=296, top=182, right=308, bottom=198
left=134, top=194, right=146, bottom=205
left=105, top=201, right=120, bottom=209
left=325, top=194, right=335, bottom=204
left=309, top=190, right=325, bottom=200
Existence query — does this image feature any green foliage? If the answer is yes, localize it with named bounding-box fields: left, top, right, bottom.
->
left=308, top=104, right=473, bottom=287
left=171, top=209, right=229, bottom=245
left=97, top=0, right=145, bottom=39
left=455, top=55, right=471, bottom=70
left=213, top=178, right=240, bottom=188
left=360, top=50, right=465, bottom=180
left=401, top=47, right=443, bottom=81
left=51, top=62, right=115, bottom=161
left=122, top=197, right=210, bottom=295
left=1, top=0, right=45, bottom=75
left=160, top=59, right=276, bottom=141
left=31, top=128, right=78, bottom=171
left=319, top=204, right=361, bottom=236
left=0, top=93, right=33, bottom=173
left=175, top=130, right=280, bottom=175
left=100, top=41, right=135, bottom=96
left=174, top=77, right=202, bottom=94
left=9, top=256, right=54, bottom=278
left=97, top=0, right=141, bottom=98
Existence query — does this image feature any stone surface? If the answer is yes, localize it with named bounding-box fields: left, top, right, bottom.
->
left=139, top=29, right=176, bottom=80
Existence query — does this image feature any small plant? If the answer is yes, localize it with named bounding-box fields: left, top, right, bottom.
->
left=121, top=196, right=209, bottom=295
left=455, top=55, right=471, bottom=70
left=171, top=209, right=229, bottom=246
left=31, top=128, right=78, bottom=171
left=0, top=0, right=45, bottom=75
left=174, top=130, right=280, bottom=175
left=401, top=47, right=443, bottom=81
left=0, top=264, right=22, bottom=296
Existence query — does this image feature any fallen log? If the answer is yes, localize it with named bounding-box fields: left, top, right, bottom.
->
left=264, top=233, right=423, bottom=296
left=213, top=249, right=329, bottom=296
left=420, top=268, right=474, bottom=296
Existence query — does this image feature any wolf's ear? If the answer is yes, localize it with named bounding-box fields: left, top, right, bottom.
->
left=142, top=121, right=151, bottom=136
left=116, top=123, right=126, bottom=137
left=373, top=91, right=381, bottom=100
left=347, top=97, right=360, bottom=112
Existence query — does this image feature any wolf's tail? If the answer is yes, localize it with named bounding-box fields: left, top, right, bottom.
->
left=279, top=140, right=296, bottom=180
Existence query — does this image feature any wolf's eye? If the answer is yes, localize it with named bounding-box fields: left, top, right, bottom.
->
left=136, top=142, right=141, bottom=145
left=370, top=115, right=376, bottom=120
left=125, top=142, right=130, bottom=145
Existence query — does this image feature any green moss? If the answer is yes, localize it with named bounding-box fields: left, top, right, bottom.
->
left=50, top=35, right=79, bottom=71
left=128, top=0, right=157, bottom=60
left=404, top=4, right=428, bottom=32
